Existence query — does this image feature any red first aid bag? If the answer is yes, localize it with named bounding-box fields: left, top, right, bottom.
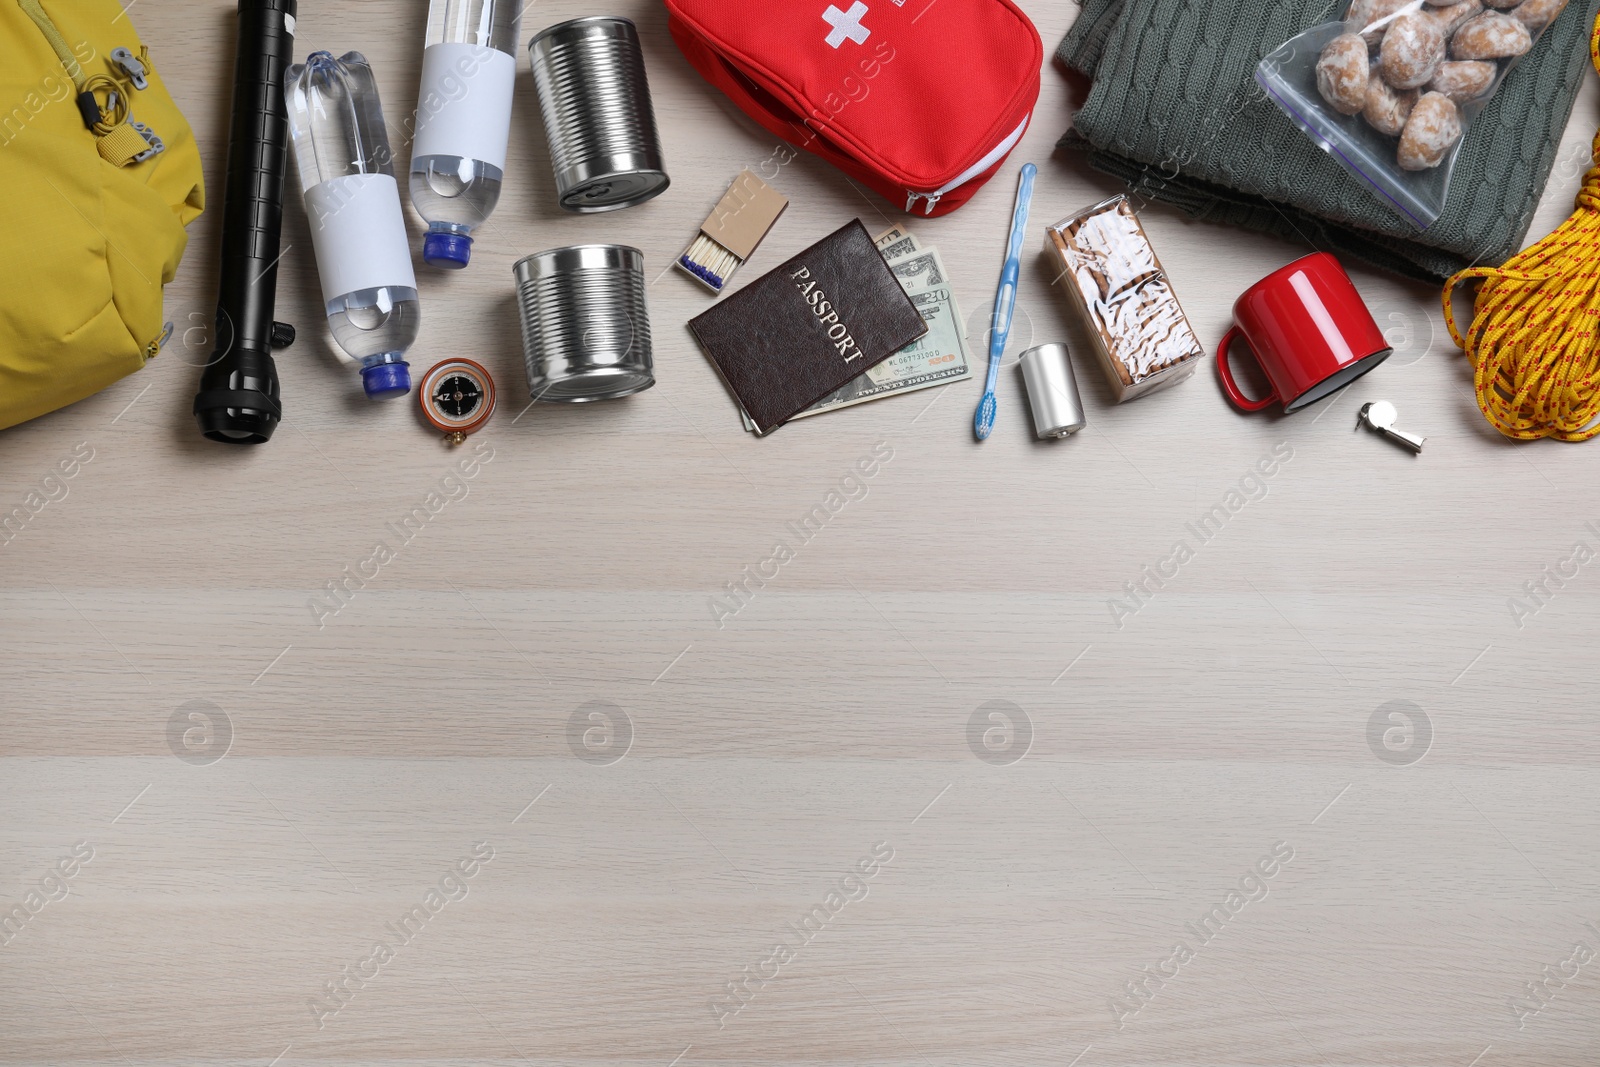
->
left=664, top=0, right=1042, bottom=218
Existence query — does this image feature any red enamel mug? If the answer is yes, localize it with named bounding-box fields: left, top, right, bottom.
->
left=1216, top=252, right=1391, bottom=413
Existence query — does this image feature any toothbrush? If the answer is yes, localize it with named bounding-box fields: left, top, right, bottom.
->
left=974, top=162, right=1037, bottom=441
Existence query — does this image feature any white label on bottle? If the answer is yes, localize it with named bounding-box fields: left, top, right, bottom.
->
left=411, top=43, right=516, bottom=171
left=303, top=173, right=417, bottom=305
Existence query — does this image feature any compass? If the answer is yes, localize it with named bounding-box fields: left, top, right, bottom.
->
left=419, top=358, right=496, bottom=445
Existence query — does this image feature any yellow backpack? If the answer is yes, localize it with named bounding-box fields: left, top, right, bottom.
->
left=0, top=0, right=203, bottom=431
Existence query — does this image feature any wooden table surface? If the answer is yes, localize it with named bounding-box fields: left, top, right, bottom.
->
left=4, top=2, right=1598, bottom=1065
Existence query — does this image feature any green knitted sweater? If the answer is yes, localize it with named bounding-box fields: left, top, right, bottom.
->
left=1057, top=0, right=1599, bottom=282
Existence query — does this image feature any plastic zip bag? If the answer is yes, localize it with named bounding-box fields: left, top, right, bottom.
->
left=1256, top=0, right=1569, bottom=228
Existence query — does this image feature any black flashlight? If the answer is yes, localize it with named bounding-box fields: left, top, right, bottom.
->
left=193, top=0, right=298, bottom=444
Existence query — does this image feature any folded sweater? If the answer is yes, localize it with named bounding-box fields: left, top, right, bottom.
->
left=1056, top=0, right=1599, bottom=282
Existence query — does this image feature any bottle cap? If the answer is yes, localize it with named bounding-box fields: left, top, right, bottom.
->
left=424, top=232, right=473, bottom=269
left=361, top=361, right=412, bottom=399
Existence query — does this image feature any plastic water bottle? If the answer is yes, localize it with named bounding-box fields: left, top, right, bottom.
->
left=285, top=51, right=420, bottom=399
left=411, top=0, right=520, bottom=269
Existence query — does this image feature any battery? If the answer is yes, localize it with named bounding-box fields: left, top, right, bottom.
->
left=1020, top=343, right=1087, bottom=439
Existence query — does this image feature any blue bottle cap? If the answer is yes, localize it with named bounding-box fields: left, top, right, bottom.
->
left=423, top=231, right=472, bottom=269
left=361, top=361, right=411, bottom=399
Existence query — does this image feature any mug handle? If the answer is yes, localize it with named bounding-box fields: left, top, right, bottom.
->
left=1215, top=326, right=1279, bottom=413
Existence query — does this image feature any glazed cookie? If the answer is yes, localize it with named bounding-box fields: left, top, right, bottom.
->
left=1450, top=11, right=1533, bottom=58
left=1349, top=0, right=1417, bottom=46
left=1427, top=0, right=1484, bottom=35
left=1318, top=33, right=1371, bottom=114
left=1363, top=72, right=1419, bottom=134
left=1398, top=91, right=1463, bottom=169
left=1512, top=0, right=1571, bottom=31
left=1428, top=59, right=1496, bottom=101
left=1380, top=10, right=1447, bottom=89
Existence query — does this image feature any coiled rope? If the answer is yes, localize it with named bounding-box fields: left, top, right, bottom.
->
left=1443, top=11, right=1600, bottom=442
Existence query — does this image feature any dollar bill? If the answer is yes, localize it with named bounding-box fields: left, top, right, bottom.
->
left=742, top=276, right=971, bottom=430
left=886, top=246, right=950, bottom=288
left=873, top=225, right=912, bottom=250
left=877, top=234, right=919, bottom=261
left=876, top=227, right=928, bottom=263
left=791, top=285, right=970, bottom=420
left=874, top=225, right=920, bottom=261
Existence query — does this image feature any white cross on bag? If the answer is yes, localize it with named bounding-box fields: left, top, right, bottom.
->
left=822, top=2, right=871, bottom=49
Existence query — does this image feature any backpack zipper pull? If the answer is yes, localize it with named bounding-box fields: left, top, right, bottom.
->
left=922, top=193, right=941, bottom=216
left=110, top=47, right=150, bottom=91
left=905, top=190, right=921, bottom=213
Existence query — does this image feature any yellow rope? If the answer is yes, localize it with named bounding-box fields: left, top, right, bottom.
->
left=1443, top=11, right=1600, bottom=442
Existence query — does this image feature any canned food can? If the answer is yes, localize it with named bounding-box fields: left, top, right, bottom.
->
left=528, top=16, right=669, bottom=213
left=514, top=244, right=655, bottom=402
left=1020, top=343, right=1087, bottom=439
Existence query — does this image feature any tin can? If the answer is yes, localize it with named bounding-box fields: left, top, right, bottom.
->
left=514, top=244, right=655, bottom=402
left=528, top=16, right=669, bottom=213
left=1020, top=343, right=1087, bottom=439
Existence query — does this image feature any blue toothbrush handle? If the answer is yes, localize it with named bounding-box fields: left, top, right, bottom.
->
left=974, top=163, right=1037, bottom=442
left=1003, top=164, right=1037, bottom=266
left=987, top=271, right=1017, bottom=393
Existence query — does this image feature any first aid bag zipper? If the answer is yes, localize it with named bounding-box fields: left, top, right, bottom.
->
left=903, top=114, right=1030, bottom=215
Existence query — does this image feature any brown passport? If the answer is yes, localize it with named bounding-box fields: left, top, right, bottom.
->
left=689, top=219, right=928, bottom=435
